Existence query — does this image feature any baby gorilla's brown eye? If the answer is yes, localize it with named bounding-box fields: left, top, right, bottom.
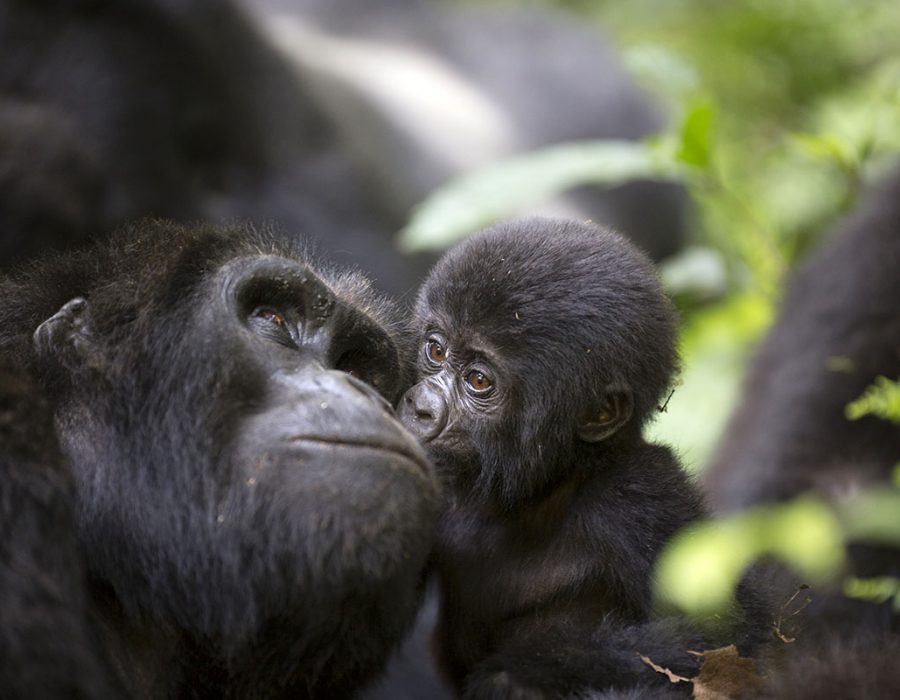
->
left=254, top=307, right=286, bottom=327
left=465, top=370, right=493, bottom=393
left=426, top=338, right=447, bottom=365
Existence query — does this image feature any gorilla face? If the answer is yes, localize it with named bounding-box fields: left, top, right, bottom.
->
left=11, top=221, right=438, bottom=696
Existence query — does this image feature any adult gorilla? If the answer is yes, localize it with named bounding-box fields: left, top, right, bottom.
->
left=0, top=220, right=439, bottom=698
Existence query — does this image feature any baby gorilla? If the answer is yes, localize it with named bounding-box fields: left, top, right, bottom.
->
left=399, top=219, right=718, bottom=698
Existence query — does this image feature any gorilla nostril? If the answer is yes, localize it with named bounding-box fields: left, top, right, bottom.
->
left=411, top=391, right=437, bottom=421
left=414, top=404, right=435, bottom=421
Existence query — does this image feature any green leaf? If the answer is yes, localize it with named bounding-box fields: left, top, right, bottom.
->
left=675, top=100, right=716, bottom=168
left=647, top=293, right=773, bottom=471
left=845, top=376, right=900, bottom=422
left=654, top=498, right=843, bottom=616
left=791, top=132, right=857, bottom=168
left=842, top=576, right=900, bottom=607
left=397, top=139, right=683, bottom=252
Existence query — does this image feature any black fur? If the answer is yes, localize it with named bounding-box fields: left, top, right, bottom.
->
left=705, top=170, right=900, bottom=697
left=398, top=219, right=759, bottom=698
left=0, top=360, right=121, bottom=698
left=706, top=172, right=900, bottom=511
left=0, top=220, right=439, bottom=698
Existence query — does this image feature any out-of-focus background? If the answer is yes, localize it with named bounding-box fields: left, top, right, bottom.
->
left=404, top=0, right=900, bottom=471
left=2, top=0, right=898, bottom=615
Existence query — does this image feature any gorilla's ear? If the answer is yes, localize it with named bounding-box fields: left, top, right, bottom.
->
left=577, top=385, right=633, bottom=443
left=33, top=297, right=97, bottom=370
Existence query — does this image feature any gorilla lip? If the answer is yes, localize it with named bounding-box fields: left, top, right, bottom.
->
left=287, top=436, right=430, bottom=473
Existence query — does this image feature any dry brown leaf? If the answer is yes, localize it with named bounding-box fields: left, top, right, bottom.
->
left=689, top=645, right=764, bottom=699
left=639, top=645, right=764, bottom=700
left=638, top=653, right=691, bottom=685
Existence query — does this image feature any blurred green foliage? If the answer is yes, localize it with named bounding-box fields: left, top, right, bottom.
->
left=409, top=0, right=900, bottom=468
left=397, top=139, right=681, bottom=253
left=657, top=482, right=900, bottom=616
left=657, top=375, right=900, bottom=616
left=411, top=0, right=900, bottom=613
left=843, top=576, right=900, bottom=612
left=655, top=498, right=845, bottom=615
left=846, top=376, right=900, bottom=422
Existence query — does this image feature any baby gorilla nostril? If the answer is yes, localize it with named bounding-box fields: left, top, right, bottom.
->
left=399, top=384, right=446, bottom=442
left=413, top=394, right=435, bottom=421
left=415, top=407, right=434, bottom=420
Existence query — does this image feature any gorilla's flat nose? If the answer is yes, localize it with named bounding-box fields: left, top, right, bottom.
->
left=398, top=383, right=446, bottom=443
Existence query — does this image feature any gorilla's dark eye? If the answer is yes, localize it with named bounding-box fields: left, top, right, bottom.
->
left=252, top=307, right=286, bottom=328
left=464, top=369, right=493, bottom=394
left=426, top=338, right=447, bottom=366
left=248, top=306, right=294, bottom=347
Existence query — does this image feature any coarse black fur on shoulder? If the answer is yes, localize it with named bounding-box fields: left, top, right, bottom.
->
left=0, top=359, right=122, bottom=697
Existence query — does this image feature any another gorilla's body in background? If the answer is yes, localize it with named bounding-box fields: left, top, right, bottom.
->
left=706, top=171, right=900, bottom=511
left=706, top=171, right=900, bottom=698
left=0, top=0, right=684, bottom=294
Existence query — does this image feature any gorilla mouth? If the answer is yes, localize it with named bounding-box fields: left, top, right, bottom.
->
left=287, top=436, right=430, bottom=473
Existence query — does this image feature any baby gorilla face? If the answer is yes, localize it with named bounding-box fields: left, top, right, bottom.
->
left=399, top=323, right=509, bottom=498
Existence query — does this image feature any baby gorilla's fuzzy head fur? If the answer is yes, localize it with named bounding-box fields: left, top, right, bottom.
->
left=410, top=218, right=679, bottom=507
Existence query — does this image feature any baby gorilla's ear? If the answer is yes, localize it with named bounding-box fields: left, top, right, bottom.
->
left=577, top=385, right=633, bottom=443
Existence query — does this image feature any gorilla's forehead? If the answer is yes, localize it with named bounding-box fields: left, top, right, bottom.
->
left=215, top=254, right=329, bottom=296
left=422, top=222, right=644, bottom=318
left=421, top=263, right=612, bottom=356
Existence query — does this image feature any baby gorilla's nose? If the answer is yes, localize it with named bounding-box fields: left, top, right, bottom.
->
left=399, top=382, right=447, bottom=443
